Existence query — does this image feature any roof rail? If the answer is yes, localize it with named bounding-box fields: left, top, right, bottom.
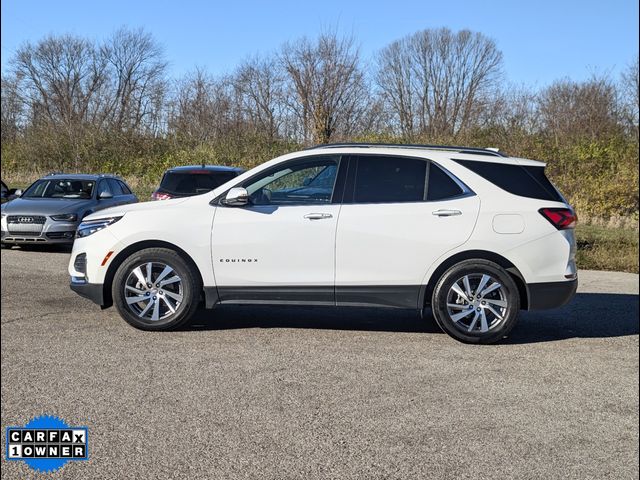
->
left=305, top=143, right=508, bottom=158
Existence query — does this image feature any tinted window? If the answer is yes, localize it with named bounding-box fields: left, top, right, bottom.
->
left=244, top=157, right=339, bottom=206
left=353, top=156, right=426, bottom=203
left=119, top=181, right=132, bottom=195
left=160, top=170, right=238, bottom=195
left=23, top=179, right=95, bottom=199
left=107, top=179, right=124, bottom=195
left=427, top=163, right=464, bottom=201
left=454, top=160, right=563, bottom=202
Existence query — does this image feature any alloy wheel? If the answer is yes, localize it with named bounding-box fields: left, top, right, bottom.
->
left=123, top=262, right=184, bottom=321
left=446, top=273, right=508, bottom=334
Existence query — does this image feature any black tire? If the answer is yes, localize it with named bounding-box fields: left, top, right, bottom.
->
left=112, top=247, right=202, bottom=331
left=431, top=259, right=520, bottom=344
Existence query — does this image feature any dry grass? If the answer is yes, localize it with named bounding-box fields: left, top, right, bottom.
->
left=575, top=224, right=639, bottom=273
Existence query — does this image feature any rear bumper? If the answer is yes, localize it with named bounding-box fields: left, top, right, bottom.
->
left=527, top=278, right=578, bottom=310
left=70, top=280, right=105, bottom=307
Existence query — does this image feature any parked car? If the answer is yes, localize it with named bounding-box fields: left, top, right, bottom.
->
left=1, top=173, right=137, bottom=246
left=1, top=180, right=21, bottom=204
left=151, top=165, right=245, bottom=200
left=68, top=144, right=578, bottom=344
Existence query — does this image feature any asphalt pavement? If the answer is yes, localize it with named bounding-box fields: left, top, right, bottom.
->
left=1, top=246, right=638, bottom=479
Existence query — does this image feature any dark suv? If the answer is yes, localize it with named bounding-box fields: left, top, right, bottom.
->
left=151, top=165, right=245, bottom=200
left=1, top=173, right=137, bottom=246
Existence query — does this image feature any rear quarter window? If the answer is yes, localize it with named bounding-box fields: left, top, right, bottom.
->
left=454, top=159, right=563, bottom=202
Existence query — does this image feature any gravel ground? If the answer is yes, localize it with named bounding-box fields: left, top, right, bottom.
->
left=1, top=247, right=638, bottom=479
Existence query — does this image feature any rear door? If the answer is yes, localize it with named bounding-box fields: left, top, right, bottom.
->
left=335, top=155, right=480, bottom=308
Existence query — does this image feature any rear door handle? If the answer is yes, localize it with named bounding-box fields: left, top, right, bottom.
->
left=432, top=209, right=462, bottom=217
left=304, top=213, right=333, bottom=220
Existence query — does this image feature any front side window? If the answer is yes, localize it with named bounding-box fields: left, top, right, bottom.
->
left=352, top=156, right=426, bottom=203
left=97, top=180, right=113, bottom=197
left=243, top=157, right=339, bottom=206
left=107, top=179, right=124, bottom=196
left=23, top=179, right=95, bottom=199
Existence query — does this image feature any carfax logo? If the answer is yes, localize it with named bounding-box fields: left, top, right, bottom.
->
left=5, top=415, right=88, bottom=473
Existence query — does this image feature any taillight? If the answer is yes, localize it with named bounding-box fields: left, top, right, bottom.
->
left=151, top=191, right=172, bottom=201
left=539, top=208, right=577, bottom=230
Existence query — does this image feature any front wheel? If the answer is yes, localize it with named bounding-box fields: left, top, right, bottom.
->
left=431, top=260, right=520, bottom=344
left=112, top=248, right=202, bottom=330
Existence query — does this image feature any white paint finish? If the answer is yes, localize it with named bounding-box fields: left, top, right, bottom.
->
left=211, top=204, right=340, bottom=286
left=493, top=214, right=525, bottom=234
left=336, top=196, right=480, bottom=286
left=68, top=145, right=577, bottom=300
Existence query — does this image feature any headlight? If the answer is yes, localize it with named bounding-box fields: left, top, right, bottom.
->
left=76, top=216, right=122, bottom=238
left=51, top=213, right=78, bottom=222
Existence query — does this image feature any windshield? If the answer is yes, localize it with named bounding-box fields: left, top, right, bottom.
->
left=160, top=171, right=237, bottom=195
left=23, top=179, right=95, bottom=199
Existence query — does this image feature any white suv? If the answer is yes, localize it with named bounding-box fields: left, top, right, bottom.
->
left=68, top=144, right=578, bottom=343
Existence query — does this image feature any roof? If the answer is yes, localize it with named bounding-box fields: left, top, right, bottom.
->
left=307, top=143, right=509, bottom=158
left=43, top=173, right=123, bottom=181
left=166, top=165, right=245, bottom=173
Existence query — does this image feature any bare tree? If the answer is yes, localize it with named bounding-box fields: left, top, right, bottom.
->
left=102, top=27, right=167, bottom=133
left=1, top=74, right=23, bottom=142
left=620, top=56, right=639, bottom=139
left=233, top=56, right=288, bottom=140
left=280, top=32, right=369, bottom=144
left=538, top=75, right=621, bottom=143
left=375, top=28, right=503, bottom=138
left=376, top=38, right=415, bottom=137
left=11, top=34, right=109, bottom=130
left=168, top=69, right=243, bottom=143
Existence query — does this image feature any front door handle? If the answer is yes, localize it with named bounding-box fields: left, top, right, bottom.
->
left=304, top=213, right=333, bottom=220
left=432, top=209, right=462, bottom=217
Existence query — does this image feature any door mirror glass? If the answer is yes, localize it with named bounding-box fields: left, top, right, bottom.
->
left=223, top=187, right=249, bottom=206
left=99, top=191, right=113, bottom=200
left=11, top=189, right=22, bottom=197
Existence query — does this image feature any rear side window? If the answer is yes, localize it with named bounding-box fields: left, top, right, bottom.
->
left=353, top=156, right=426, bottom=203
left=160, top=171, right=237, bottom=195
left=427, top=163, right=464, bottom=201
left=454, top=160, right=563, bottom=202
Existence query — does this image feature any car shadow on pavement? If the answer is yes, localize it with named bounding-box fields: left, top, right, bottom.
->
left=505, top=292, right=639, bottom=344
left=183, top=292, right=639, bottom=342
left=3, top=244, right=72, bottom=253
left=185, top=304, right=443, bottom=334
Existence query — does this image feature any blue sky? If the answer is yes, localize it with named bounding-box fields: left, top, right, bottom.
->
left=1, top=0, right=638, bottom=88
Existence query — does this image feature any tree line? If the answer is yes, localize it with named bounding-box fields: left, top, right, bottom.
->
left=1, top=27, right=638, bottom=219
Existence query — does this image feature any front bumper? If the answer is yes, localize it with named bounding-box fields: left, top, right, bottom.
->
left=70, top=279, right=105, bottom=306
left=527, top=278, right=578, bottom=310
left=1, top=218, right=78, bottom=244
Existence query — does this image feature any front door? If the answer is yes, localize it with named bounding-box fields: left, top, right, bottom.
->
left=212, top=155, right=343, bottom=304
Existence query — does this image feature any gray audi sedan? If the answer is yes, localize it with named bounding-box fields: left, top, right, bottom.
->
left=1, top=173, right=137, bottom=246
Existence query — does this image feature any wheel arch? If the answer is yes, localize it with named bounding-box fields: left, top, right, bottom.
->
left=420, top=250, right=529, bottom=310
left=101, top=240, right=206, bottom=309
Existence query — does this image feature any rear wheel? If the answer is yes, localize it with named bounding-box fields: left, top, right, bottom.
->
left=431, top=260, right=520, bottom=344
left=112, top=248, right=202, bottom=330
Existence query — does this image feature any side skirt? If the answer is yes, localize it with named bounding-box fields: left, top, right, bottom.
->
left=203, top=285, right=421, bottom=309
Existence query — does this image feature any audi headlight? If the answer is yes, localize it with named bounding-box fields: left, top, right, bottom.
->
left=76, top=216, right=122, bottom=238
left=51, top=213, right=78, bottom=222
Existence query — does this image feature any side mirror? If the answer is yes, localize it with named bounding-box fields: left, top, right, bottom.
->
left=223, top=187, right=249, bottom=206
left=11, top=189, right=22, bottom=197
left=302, top=177, right=312, bottom=186
left=99, top=191, right=113, bottom=200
